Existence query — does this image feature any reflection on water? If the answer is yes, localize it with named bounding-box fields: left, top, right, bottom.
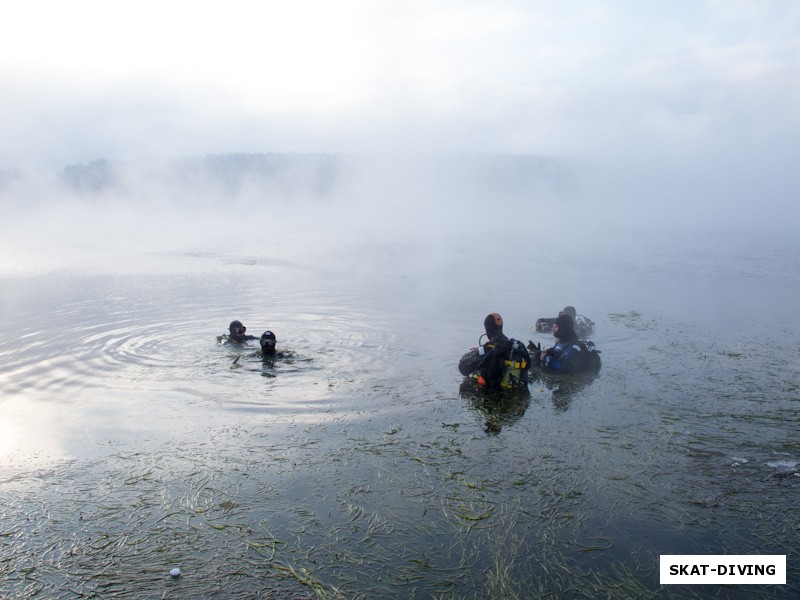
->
left=532, top=369, right=601, bottom=414
left=1, top=230, right=799, bottom=598
left=459, top=382, right=532, bottom=435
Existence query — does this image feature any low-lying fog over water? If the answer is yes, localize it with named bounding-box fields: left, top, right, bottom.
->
left=3, top=1, right=800, bottom=596
left=1, top=157, right=799, bottom=598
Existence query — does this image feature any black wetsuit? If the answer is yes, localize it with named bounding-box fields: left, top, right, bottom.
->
left=459, top=334, right=530, bottom=390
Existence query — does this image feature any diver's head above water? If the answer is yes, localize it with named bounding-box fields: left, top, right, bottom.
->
left=228, top=320, right=248, bottom=343
left=260, top=330, right=277, bottom=355
left=483, top=312, right=504, bottom=341
left=553, top=313, right=576, bottom=342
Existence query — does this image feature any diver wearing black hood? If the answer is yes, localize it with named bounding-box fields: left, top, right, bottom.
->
left=483, top=312, right=507, bottom=344
left=538, top=314, right=600, bottom=373
left=554, top=313, right=579, bottom=344
left=259, top=330, right=277, bottom=355
left=225, top=320, right=257, bottom=344
left=535, top=305, right=595, bottom=338
left=459, top=313, right=530, bottom=390
left=256, top=330, right=298, bottom=362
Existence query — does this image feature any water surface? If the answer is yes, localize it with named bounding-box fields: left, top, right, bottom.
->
left=1, top=228, right=798, bottom=598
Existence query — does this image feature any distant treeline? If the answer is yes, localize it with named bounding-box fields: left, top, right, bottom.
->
left=61, top=159, right=117, bottom=192
left=58, top=152, right=574, bottom=198
left=60, top=154, right=344, bottom=195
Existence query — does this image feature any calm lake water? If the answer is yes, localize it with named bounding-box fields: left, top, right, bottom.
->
left=1, top=222, right=799, bottom=599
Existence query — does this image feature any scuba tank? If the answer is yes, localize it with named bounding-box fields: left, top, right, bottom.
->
left=468, top=338, right=530, bottom=390
left=498, top=339, right=530, bottom=389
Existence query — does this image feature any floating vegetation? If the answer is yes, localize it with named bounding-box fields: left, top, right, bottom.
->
left=576, top=537, right=614, bottom=553
left=608, top=310, right=650, bottom=331
left=3, top=236, right=800, bottom=598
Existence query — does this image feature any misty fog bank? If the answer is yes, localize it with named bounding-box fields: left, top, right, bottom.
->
left=0, top=152, right=577, bottom=239
left=12, top=152, right=574, bottom=198
left=1, top=151, right=796, bottom=252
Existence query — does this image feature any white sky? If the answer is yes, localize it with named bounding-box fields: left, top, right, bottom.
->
left=1, top=0, right=799, bottom=189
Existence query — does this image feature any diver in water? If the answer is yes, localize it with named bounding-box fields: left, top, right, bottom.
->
left=458, top=313, right=530, bottom=391
left=223, top=320, right=257, bottom=344
left=256, top=330, right=296, bottom=361
left=535, top=313, right=601, bottom=374
left=535, top=305, right=594, bottom=339
left=259, top=330, right=277, bottom=355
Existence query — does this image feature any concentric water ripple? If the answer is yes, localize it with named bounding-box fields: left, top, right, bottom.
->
left=2, top=307, right=216, bottom=397
left=0, top=266, right=428, bottom=417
